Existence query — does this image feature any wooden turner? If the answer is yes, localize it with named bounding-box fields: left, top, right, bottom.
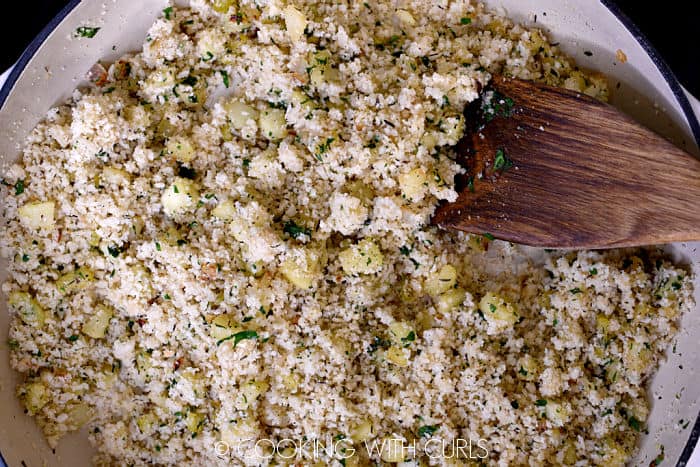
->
left=432, top=75, right=700, bottom=249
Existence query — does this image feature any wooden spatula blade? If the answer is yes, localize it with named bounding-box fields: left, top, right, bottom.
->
left=432, top=76, right=700, bottom=249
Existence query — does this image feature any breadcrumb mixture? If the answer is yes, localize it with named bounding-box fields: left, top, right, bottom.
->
left=0, top=1, right=693, bottom=466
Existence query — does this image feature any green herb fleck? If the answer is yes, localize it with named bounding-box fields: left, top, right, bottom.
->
left=217, top=330, right=259, bottom=347
left=483, top=233, right=495, bottom=241
left=283, top=220, right=311, bottom=239
left=628, top=416, right=642, bottom=432
left=220, top=70, right=230, bottom=88
left=589, top=267, right=598, bottom=276
left=535, top=399, right=548, bottom=407
left=14, top=180, right=25, bottom=195
left=493, top=148, right=514, bottom=172
left=163, top=6, right=173, bottom=19
left=510, top=400, right=519, bottom=409
left=68, top=335, right=79, bottom=342
left=21, top=254, right=30, bottom=262
left=518, top=367, right=528, bottom=376
left=155, top=242, right=161, bottom=251
left=418, top=425, right=438, bottom=438
left=401, top=331, right=416, bottom=344
left=107, top=245, right=121, bottom=258
left=570, top=288, right=582, bottom=294
left=76, top=27, right=100, bottom=38
left=460, top=17, right=472, bottom=25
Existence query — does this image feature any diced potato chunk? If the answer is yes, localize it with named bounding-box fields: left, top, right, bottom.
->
left=280, top=250, right=321, bottom=289
left=395, top=9, right=416, bottom=26
left=388, top=321, right=413, bottom=343
left=9, top=291, right=46, bottom=327
left=211, top=0, right=234, bottom=13
left=18, top=201, right=55, bottom=230
left=351, top=420, right=375, bottom=442
left=67, top=403, right=93, bottom=429
left=165, top=136, right=196, bottom=163
left=283, top=5, right=307, bottom=43
left=424, top=264, right=457, bottom=297
left=209, top=314, right=242, bottom=341
left=308, top=50, right=339, bottom=87
left=338, top=239, right=384, bottom=275
left=380, top=437, right=406, bottom=463
left=22, top=382, right=49, bottom=415
left=224, top=99, right=259, bottom=131
left=81, top=305, right=113, bottom=339
left=137, top=412, right=157, bottom=434
left=56, top=267, right=95, bottom=294
left=212, top=199, right=235, bottom=221
left=186, top=411, right=206, bottom=434
left=258, top=108, right=288, bottom=141
left=102, top=167, right=131, bottom=185
left=220, top=419, right=258, bottom=445
left=385, top=346, right=410, bottom=367
left=479, top=292, right=518, bottom=333
left=517, top=354, right=538, bottom=381
left=282, top=373, right=301, bottom=392
left=436, top=287, right=466, bottom=313
left=162, top=177, right=199, bottom=217
left=545, top=401, right=570, bottom=427
left=398, top=168, right=429, bottom=202
left=241, top=380, right=269, bottom=406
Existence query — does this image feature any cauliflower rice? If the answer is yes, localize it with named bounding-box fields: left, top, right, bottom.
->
left=0, top=1, right=694, bottom=465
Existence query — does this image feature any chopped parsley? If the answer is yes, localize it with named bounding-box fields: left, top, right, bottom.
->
left=399, top=245, right=411, bottom=256
left=68, top=335, right=79, bottom=342
left=483, top=233, right=495, bottom=241
left=510, top=400, right=519, bottom=409
left=628, top=416, right=642, bottom=432
left=217, top=330, right=259, bottom=347
left=460, top=17, right=472, bottom=25
left=483, top=91, right=515, bottom=122
left=518, top=367, right=528, bottom=376
left=315, top=137, right=335, bottom=161
left=493, top=148, right=514, bottom=172
left=107, top=245, right=121, bottom=258
left=401, top=331, right=416, bottom=344
left=155, top=242, right=161, bottom=251
left=535, top=399, right=548, bottom=407
left=219, top=70, right=230, bottom=88
left=589, top=267, right=598, bottom=276
left=163, top=6, right=173, bottom=20
left=14, top=180, right=25, bottom=195
left=570, top=287, right=583, bottom=294
left=418, top=425, right=438, bottom=438
left=283, top=220, right=311, bottom=239
left=76, top=27, right=100, bottom=38
left=21, top=254, right=30, bottom=262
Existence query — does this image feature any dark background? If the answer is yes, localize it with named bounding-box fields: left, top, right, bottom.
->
left=1, top=1, right=698, bottom=97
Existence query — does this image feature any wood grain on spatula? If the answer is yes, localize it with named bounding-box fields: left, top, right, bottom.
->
left=432, top=75, right=700, bottom=249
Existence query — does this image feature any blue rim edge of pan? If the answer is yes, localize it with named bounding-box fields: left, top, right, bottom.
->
left=0, top=1, right=699, bottom=466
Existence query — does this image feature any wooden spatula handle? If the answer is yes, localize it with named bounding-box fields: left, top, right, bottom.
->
left=433, top=76, right=700, bottom=249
